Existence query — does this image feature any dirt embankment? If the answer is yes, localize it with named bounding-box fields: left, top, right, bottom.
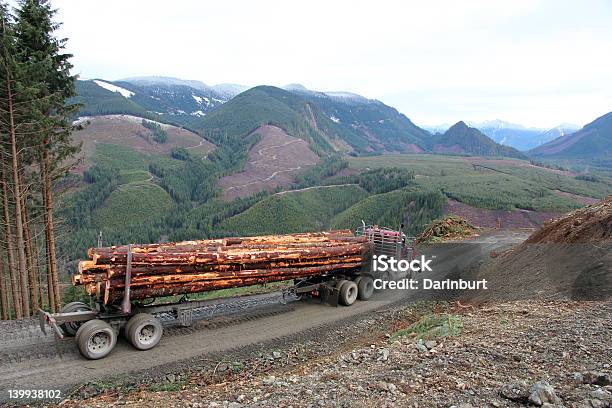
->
left=469, top=196, right=612, bottom=302
left=218, top=125, right=319, bottom=200
left=525, top=197, right=611, bottom=244
left=57, top=300, right=612, bottom=408
left=444, top=198, right=559, bottom=229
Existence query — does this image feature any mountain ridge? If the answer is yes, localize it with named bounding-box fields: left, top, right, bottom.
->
left=530, top=111, right=612, bottom=158
left=424, top=120, right=580, bottom=151
left=431, top=121, right=527, bottom=159
left=73, top=76, right=601, bottom=160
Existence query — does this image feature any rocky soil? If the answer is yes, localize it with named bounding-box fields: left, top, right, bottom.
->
left=525, top=197, right=611, bottom=244
left=55, top=299, right=612, bottom=408
left=469, top=196, right=612, bottom=302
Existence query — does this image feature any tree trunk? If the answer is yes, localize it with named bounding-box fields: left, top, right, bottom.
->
left=41, top=145, right=60, bottom=311
left=6, top=75, right=30, bottom=317
left=21, top=195, right=39, bottom=311
left=0, top=257, right=8, bottom=319
left=33, top=229, right=45, bottom=308
left=0, top=167, right=21, bottom=319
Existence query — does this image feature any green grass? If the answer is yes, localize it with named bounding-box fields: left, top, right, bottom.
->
left=94, top=182, right=175, bottom=228
left=118, top=170, right=151, bottom=184
left=474, top=162, right=612, bottom=199
left=348, top=154, right=473, bottom=176
left=93, top=143, right=149, bottom=172
left=147, top=381, right=186, bottom=392
left=219, top=185, right=369, bottom=235
left=391, top=313, right=463, bottom=340
left=94, top=143, right=184, bottom=174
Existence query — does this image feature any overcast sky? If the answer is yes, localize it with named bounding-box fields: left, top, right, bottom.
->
left=40, top=0, right=612, bottom=128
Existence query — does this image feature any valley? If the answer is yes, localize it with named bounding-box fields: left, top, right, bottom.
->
left=1, top=3, right=610, bottom=407
left=56, top=78, right=612, bottom=268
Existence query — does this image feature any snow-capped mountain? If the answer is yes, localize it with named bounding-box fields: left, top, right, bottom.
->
left=467, top=119, right=538, bottom=131
left=211, top=83, right=249, bottom=99
left=92, top=80, right=135, bottom=98
left=421, top=124, right=453, bottom=134
left=120, top=76, right=211, bottom=91
left=76, top=77, right=231, bottom=119
left=421, top=119, right=581, bottom=151
left=282, top=83, right=375, bottom=105
left=530, top=114, right=610, bottom=158
left=539, top=124, right=580, bottom=141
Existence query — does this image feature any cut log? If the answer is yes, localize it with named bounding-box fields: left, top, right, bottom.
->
left=87, top=230, right=355, bottom=259
left=105, top=264, right=363, bottom=303
left=74, top=230, right=371, bottom=305
left=90, top=243, right=368, bottom=266
left=105, top=262, right=362, bottom=288
left=74, top=255, right=366, bottom=285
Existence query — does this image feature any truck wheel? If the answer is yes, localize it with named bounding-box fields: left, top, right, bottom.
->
left=126, top=313, right=163, bottom=351
left=76, top=319, right=117, bottom=360
left=60, top=301, right=92, bottom=337
left=338, top=281, right=358, bottom=306
left=357, top=276, right=374, bottom=300
left=335, top=279, right=348, bottom=289
left=60, top=302, right=91, bottom=337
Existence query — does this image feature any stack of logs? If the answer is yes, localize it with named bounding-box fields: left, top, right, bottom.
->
left=73, top=230, right=372, bottom=305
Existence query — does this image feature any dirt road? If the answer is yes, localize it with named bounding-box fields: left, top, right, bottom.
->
left=0, top=231, right=528, bottom=402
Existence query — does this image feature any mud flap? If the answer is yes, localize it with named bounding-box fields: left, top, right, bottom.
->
left=320, top=285, right=340, bottom=307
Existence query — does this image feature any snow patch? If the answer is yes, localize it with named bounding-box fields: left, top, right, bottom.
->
left=93, top=80, right=134, bottom=98
left=192, top=95, right=203, bottom=104
left=72, top=116, right=91, bottom=126
left=191, top=110, right=206, bottom=117
left=330, top=115, right=340, bottom=123
left=75, top=114, right=174, bottom=129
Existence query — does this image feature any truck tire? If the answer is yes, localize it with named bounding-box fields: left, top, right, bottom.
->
left=75, top=319, right=117, bottom=360
left=357, top=276, right=374, bottom=300
left=335, top=279, right=349, bottom=289
left=125, top=313, right=163, bottom=351
left=59, top=301, right=92, bottom=337
left=338, top=281, right=358, bottom=306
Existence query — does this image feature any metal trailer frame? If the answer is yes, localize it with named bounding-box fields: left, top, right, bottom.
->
left=37, top=270, right=360, bottom=339
left=38, top=224, right=413, bottom=358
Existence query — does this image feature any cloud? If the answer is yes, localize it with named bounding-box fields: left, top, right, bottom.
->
left=41, top=0, right=612, bottom=127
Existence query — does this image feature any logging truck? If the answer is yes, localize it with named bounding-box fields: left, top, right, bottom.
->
left=38, top=225, right=414, bottom=360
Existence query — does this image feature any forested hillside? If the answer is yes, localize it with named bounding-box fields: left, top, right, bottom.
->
left=287, top=86, right=431, bottom=153
left=73, top=80, right=155, bottom=118
left=431, top=122, right=527, bottom=159
left=72, top=78, right=228, bottom=119
left=185, top=86, right=339, bottom=155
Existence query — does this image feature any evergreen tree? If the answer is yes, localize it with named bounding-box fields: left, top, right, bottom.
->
left=0, top=1, right=30, bottom=317
left=14, top=0, right=79, bottom=311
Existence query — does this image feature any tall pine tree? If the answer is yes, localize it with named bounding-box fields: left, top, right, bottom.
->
left=0, top=1, right=31, bottom=317
left=14, top=0, right=79, bottom=312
